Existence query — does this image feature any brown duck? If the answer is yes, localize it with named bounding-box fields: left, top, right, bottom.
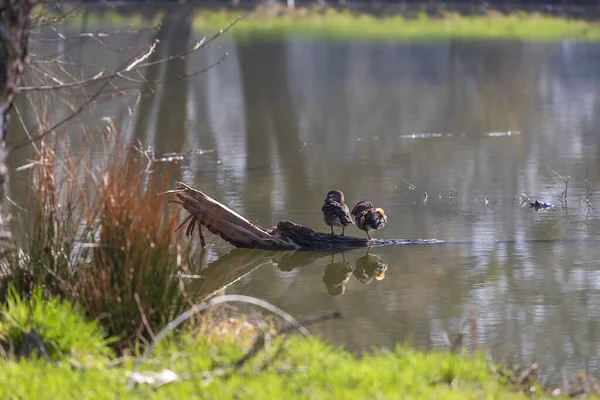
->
left=351, top=200, right=388, bottom=240
left=322, top=190, right=353, bottom=235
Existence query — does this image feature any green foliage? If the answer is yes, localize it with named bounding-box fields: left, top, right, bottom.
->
left=0, top=286, right=115, bottom=362
left=192, top=7, right=600, bottom=41
left=0, top=333, right=539, bottom=399
left=32, top=4, right=600, bottom=42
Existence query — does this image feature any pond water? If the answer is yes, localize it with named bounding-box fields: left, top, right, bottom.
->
left=9, top=9, right=600, bottom=374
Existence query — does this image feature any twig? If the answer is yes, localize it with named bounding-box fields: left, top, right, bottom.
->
left=125, top=41, right=157, bottom=72
left=134, top=293, right=157, bottom=343
left=31, top=25, right=159, bottom=43
left=13, top=104, right=39, bottom=154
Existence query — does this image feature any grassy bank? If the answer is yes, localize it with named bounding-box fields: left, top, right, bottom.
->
left=194, top=6, right=600, bottom=41
left=0, top=291, right=536, bottom=399
left=0, top=342, right=536, bottom=399
left=39, top=4, right=600, bottom=41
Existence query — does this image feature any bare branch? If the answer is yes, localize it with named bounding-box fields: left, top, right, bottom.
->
left=31, top=25, right=159, bottom=43
left=19, top=16, right=241, bottom=92
left=125, top=40, right=157, bottom=71
left=9, top=74, right=112, bottom=149
left=10, top=16, right=241, bottom=150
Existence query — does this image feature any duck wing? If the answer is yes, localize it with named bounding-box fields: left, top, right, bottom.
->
left=351, top=200, right=374, bottom=216
left=323, top=200, right=353, bottom=226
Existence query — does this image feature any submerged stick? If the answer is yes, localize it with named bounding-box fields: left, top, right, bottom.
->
left=165, top=182, right=443, bottom=250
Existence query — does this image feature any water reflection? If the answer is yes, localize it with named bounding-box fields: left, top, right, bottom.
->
left=322, top=255, right=354, bottom=296
left=196, top=248, right=390, bottom=300
left=189, top=249, right=277, bottom=301
left=322, top=250, right=388, bottom=295
left=353, top=251, right=388, bottom=285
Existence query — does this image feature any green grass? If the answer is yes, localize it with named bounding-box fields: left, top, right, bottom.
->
left=35, top=4, right=600, bottom=42
left=0, top=335, right=537, bottom=399
left=195, top=7, right=600, bottom=41
left=0, top=290, right=542, bottom=398
left=0, top=286, right=116, bottom=364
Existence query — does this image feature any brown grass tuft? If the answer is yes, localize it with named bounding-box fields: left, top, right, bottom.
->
left=5, top=133, right=200, bottom=349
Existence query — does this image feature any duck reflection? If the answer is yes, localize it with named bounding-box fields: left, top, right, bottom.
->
left=319, top=249, right=388, bottom=296
left=271, top=248, right=388, bottom=296
left=190, top=247, right=389, bottom=302
left=322, top=254, right=354, bottom=296
left=353, top=250, right=388, bottom=285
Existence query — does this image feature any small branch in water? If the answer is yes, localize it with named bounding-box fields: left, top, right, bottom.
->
left=546, top=165, right=569, bottom=211
left=403, top=180, right=416, bottom=191
left=580, top=163, right=595, bottom=218
left=443, top=310, right=477, bottom=353
left=132, top=142, right=214, bottom=173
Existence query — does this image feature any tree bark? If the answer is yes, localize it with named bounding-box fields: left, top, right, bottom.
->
left=0, top=0, right=34, bottom=252
left=168, top=182, right=444, bottom=250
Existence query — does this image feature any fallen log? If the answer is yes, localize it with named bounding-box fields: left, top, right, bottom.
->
left=166, top=182, right=443, bottom=250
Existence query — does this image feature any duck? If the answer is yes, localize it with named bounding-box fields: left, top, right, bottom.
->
left=351, top=200, right=388, bottom=240
left=322, top=190, right=353, bottom=235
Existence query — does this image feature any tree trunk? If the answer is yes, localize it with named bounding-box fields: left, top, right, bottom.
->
left=0, top=0, right=34, bottom=253
left=168, top=182, right=444, bottom=250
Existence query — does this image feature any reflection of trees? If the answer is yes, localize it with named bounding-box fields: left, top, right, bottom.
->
left=128, top=7, right=193, bottom=188
left=236, top=40, right=310, bottom=220
left=152, top=9, right=191, bottom=157
left=134, top=8, right=192, bottom=158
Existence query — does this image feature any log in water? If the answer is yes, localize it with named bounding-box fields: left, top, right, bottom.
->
left=167, top=182, right=443, bottom=250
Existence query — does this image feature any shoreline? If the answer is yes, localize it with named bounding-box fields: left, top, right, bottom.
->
left=38, top=2, right=600, bottom=41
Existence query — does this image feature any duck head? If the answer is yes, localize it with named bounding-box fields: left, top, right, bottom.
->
left=374, top=208, right=388, bottom=224
left=325, top=190, right=345, bottom=203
